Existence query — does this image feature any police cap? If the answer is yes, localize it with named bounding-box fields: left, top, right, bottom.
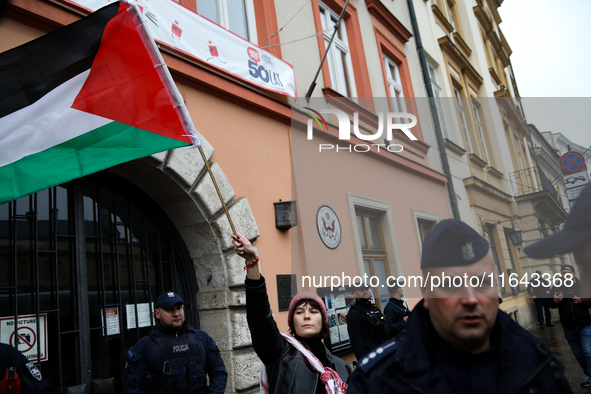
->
left=421, top=219, right=490, bottom=269
left=155, top=291, right=184, bottom=310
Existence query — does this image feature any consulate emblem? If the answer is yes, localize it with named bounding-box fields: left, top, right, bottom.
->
left=316, top=205, right=341, bottom=249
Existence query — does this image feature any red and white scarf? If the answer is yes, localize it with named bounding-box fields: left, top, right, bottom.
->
left=259, top=333, right=347, bottom=394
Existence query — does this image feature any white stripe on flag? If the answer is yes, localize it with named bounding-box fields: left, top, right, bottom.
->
left=0, top=70, right=111, bottom=168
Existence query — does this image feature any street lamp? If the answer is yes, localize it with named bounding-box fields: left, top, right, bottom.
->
left=274, top=200, right=298, bottom=231
left=505, top=227, right=523, bottom=248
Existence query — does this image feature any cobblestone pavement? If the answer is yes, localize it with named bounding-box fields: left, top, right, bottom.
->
left=528, top=322, right=591, bottom=393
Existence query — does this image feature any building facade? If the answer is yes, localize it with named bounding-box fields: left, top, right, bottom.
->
left=1, top=0, right=572, bottom=392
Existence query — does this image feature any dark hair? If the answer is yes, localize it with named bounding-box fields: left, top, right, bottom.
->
left=561, top=265, right=575, bottom=272
left=389, top=283, right=401, bottom=295
left=288, top=299, right=330, bottom=341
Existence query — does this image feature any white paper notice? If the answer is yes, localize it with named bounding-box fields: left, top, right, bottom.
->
left=338, top=325, right=349, bottom=341
left=126, top=303, right=154, bottom=329
left=102, top=308, right=120, bottom=336
left=333, top=296, right=346, bottom=309
left=330, top=326, right=340, bottom=343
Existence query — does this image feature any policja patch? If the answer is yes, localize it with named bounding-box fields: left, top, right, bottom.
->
left=26, top=362, right=43, bottom=381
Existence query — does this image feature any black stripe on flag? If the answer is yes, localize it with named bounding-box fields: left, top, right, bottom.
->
left=0, top=2, right=120, bottom=119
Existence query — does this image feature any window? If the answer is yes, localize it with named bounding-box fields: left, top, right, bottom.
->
left=427, top=61, right=449, bottom=138
left=447, top=2, right=456, bottom=30
left=454, top=87, right=473, bottom=153
left=472, top=102, right=490, bottom=163
left=356, top=212, right=389, bottom=311
left=319, top=1, right=357, bottom=97
left=412, top=209, right=438, bottom=253
left=485, top=227, right=506, bottom=297
left=196, top=0, right=257, bottom=42
left=417, top=219, right=435, bottom=244
left=383, top=55, right=407, bottom=115
left=504, top=229, right=521, bottom=295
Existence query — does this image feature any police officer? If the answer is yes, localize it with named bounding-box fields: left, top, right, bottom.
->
left=348, top=219, right=571, bottom=393
left=346, top=280, right=390, bottom=361
left=525, top=183, right=591, bottom=388
left=0, top=343, right=52, bottom=394
left=383, top=284, right=410, bottom=338
left=527, top=269, right=553, bottom=329
left=124, top=292, right=227, bottom=394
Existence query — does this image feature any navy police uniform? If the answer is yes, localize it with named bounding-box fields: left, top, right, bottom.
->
left=347, top=219, right=571, bottom=393
left=0, top=343, right=53, bottom=394
left=347, top=299, right=390, bottom=361
left=123, top=293, right=227, bottom=394
left=383, top=297, right=409, bottom=337
left=348, top=299, right=571, bottom=394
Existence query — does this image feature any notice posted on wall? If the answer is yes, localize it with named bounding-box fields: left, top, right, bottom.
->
left=0, top=314, right=48, bottom=362
left=126, top=303, right=154, bottom=329
left=101, top=307, right=120, bottom=336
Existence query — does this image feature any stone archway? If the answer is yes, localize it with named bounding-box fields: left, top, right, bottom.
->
left=108, top=131, right=261, bottom=392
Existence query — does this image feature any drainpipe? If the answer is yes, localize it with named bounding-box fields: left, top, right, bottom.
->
left=406, top=0, right=461, bottom=220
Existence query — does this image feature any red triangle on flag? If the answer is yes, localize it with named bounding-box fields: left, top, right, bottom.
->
left=72, top=3, right=192, bottom=145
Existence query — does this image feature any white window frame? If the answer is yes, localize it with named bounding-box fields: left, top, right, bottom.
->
left=347, top=193, right=403, bottom=283
left=197, top=0, right=258, bottom=43
left=454, top=87, right=473, bottom=154
left=427, top=61, right=449, bottom=139
left=472, top=101, right=490, bottom=163
left=319, top=1, right=357, bottom=97
left=411, top=209, right=439, bottom=254
left=383, top=55, right=407, bottom=115
left=447, top=2, right=456, bottom=31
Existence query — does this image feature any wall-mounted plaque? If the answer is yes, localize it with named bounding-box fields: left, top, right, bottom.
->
left=277, top=274, right=297, bottom=311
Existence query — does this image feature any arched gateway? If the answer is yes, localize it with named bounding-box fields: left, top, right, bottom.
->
left=0, top=136, right=260, bottom=393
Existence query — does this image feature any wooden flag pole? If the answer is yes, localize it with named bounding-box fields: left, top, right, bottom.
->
left=127, top=4, right=236, bottom=234
left=198, top=144, right=237, bottom=235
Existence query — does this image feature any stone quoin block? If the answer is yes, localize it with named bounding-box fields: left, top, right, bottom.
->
left=193, top=162, right=236, bottom=218
left=163, top=132, right=214, bottom=188
left=213, top=197, right=259, bottom=251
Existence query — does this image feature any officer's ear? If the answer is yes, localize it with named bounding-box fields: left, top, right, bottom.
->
left=154, top=308, right=161, bottom=319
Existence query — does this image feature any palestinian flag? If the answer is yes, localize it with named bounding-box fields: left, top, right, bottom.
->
left=0, top=1, right=198, bottom=205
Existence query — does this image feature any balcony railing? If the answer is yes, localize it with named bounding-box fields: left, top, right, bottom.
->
left=508, top=166, right=563, bottom=207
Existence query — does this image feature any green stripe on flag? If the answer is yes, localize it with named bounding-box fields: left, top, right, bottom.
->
left=0, top=121, right=189, bottom=205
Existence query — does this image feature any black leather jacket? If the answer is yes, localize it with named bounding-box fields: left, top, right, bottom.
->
left=245, top=276, right=352, bottom=394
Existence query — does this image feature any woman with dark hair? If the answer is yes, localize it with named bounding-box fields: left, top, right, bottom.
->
left=232, top=233, right=351, bottom=394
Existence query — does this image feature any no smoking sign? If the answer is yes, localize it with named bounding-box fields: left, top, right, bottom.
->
left=0, top=314, right=48, bottom=362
